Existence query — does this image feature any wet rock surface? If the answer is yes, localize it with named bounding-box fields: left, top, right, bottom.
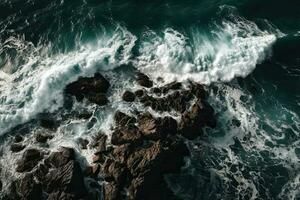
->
left=65, top=73, right=110, bottom=105
left=3, top=72, right=217, bottom=200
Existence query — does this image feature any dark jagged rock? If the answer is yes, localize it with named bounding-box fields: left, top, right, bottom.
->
left=136, top=72, right=153, bottom=88
left=65, top=73, right=110, bottom=105
left=91, top=134, right=107, bottom=154
left=126, top=139, right=188, bottom=200
left=36, top=133, right=54, bottom=143
left=103, top=182, right=120, bottom=200
left=122, top=91, right=136, bottom=102
left=40, top=118, right=58, bottom=130
left=102, top=159, right=127, bottom=185
left=111, top=126, right=142, bottom=146
left=151, top=82, right=182, bottom=95
left=14, top=135, right=23, bottom=143
left=114, top=111, right=136, bottom=127
left=8, top=173, right=43, bottom=200
left=180, top=99, right=216, bottom=140
left=137, top=90, right=193, bottom=113
left=45, top=160, right=87, bottom=198
left=65, top=73, right=110, bottom=100
left=16, top=148, right=44, bottom=172
left=45, top=147, right=75, bottom=168
left=87, top=93, right=108, bottom=106
left=134, top=89, right=145, bottom=97
left=10, top=143, right=25, bottom=152
left=77, top=138, right=89, bottom=149
left=138, top=113, right=178, bottom=140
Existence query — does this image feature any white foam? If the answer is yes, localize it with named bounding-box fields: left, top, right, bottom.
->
left=135, top=18, right=277, bottom=84
left=0, top=27, right=136, bottom=133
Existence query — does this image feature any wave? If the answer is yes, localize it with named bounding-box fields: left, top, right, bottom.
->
left=0, top=8, right=282, bottom=134
left=0, top=26, right=136, bottom=133
left=135, top=14, right=278, bottom=84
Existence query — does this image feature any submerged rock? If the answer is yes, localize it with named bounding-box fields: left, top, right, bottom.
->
left=122, top=91, right=136, bottom=102
left=10, top=143, right=25, bottom=152
left=35, top=133, right=54, bottom=143
left=136, top=72, right=153, bottom=88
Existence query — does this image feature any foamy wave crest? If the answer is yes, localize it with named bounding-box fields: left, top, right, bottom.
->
left=0, top=26, right=136, bottom=133
left=135, top=16, right=277, bottom=84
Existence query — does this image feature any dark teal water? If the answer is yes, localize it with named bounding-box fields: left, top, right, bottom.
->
left=0, top=0, right=299, bottom=199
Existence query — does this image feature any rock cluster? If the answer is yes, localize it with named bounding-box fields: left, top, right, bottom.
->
left=2, top=72, right=217, bottom=200
left=65, top=73, right=110, bottom=106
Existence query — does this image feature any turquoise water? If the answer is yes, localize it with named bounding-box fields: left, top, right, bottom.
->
left=0, top=0, right=299, bottom=199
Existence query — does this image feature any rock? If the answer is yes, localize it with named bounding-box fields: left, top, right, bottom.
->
left=136, top=72, right=153, bottom=88
left=180, top=99, right=216, bottom=140
left=103, top=182, right=120, bottom=200
left=33, top=163, right=49, bottom=183
left=14, top=135, right=23, bottom=143
left=134, top=89, right=145, bottom=97
left=47, top=191, right=76, bottom=200
left=112, top=144, right=133, bottom=164
left=40, top=118, right=58, bottom=130
left=151, top=82, right=182, bottom=94
left=16, top=148, right=44, bottom=172
left=138, top=114, right=178, bottom=140
left=102, top=159, right=127, bottom=185
left=45, top=147, right=75, bottom=168
left=126, top=139, right=188, bottom=200
left=45, top=160, right=87, bottom=198
left=87, top=93, right=108, bottom=106
left=76, top=112, right=93, bottom=120
left=65, top=73, right=110, bottom=101
left=5, top=174, right=43, bottom=199
left=92, top=154, right=105, bottom=164
left=91, top=134, right=107, bottom=154
left=190, top=82, right=206, bottom=99
left=129, top=176, right=179, bottom=200
left=77, top=138, right=89, bottom=149
left=10, top=143, right=25, bottom=152
left=111, top=126, right=142, bottom=146
left=36, top=133, right=54, bottom=143
left=137, top=90, right=193, bottom=113
left=122, top=91, right=136, bottom=102
left=0, top=179, right=2, bottom=191
left=114, top=111, right=136, bottom=127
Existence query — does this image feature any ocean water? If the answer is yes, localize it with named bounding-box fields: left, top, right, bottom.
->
left=0, top=0, right=299, bottom=199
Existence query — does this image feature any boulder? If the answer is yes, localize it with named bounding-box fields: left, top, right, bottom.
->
left=136, top=72, right=153, bottom=88
left=138, top=114, right=178, bottom=140
left=45, top=147, right=75, bottom=168
left=114, top=111, right=136, bottom=127
left=87, top=93, right=108, bottom=106
left=102, top=159, right=127, bottom=185
left=10, top=143, right=25, bottom=152
left=14, top=135, right=23, bottom=143
left=40, top=118, right=58, bottom=130
left=36, top=133, right=54, bottom=143
left=16, top=148, right=44, bottom=172
left=103, top=182, right=120, bottom=200
left=77, top=138, right=89, bottom=149
left=45, top=160, right=87, bottom=198
left=65, top=73, right=110, bottom=100
left=111, top=127, right=142, bottom=146
left=180, top=99, right=216, bottom=139
left=122, top=91, right=136, bottom=102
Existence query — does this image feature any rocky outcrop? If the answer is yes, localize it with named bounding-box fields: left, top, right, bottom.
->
left=16, top=148, right=44, bottom=173
left=136, top=72, right=153, bottom=88
left=3, top=73, right=217, bottom=200
left=122, top=91, right=136, bottom=102
left=65, top=73, right=110, bottom=106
